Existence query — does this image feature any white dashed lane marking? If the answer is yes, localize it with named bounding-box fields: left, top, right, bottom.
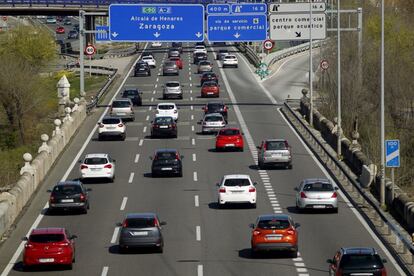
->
left=134, top=154, right=140, bottom=163
left=128, top=172, right=134, bottom=183
left=146, top=115, right=150, bottom=121
left=139, top=139, right=144, bottom=146
left=194, top=195, right=199, bottom=207
left=110, top=227, right=120, bottom=244
left=120, top=197, right=128, bottom=211
left=196, top=226, right=201, bottom=241
left=193, top=172, right=198, bottom=182
left=192, top=138, right=195, bottom=145
left=101, top=266, right=109, bottom=276
left=192, top=153, right=196, bottom=161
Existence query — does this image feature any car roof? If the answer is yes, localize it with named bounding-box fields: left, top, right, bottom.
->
left=84, top=153, right=108, bottom=158
left=202, top=72, right=217, bottom=76
left=155, top=149, right=178, bottom=154
left=264, top=138, right=287, bottom=142
left=220, top=127, right=240, bottom=131
left=204, top=113, right=223, bottom=117
left=157, top=102, right=176, bottom=106
left=258, top=214, right=290, bottom=221
left=302, top=178, right=331, bottom=185
left=166, top=81, right=180, bottom=84
left=124, top=88, right=138, bottom=92
left=341, top=247, right=377, bottom=255
left=31, top=227, right=65, bottom=235
left=125, top=213, right=157, bottom=219
left=55, top=180, right=81, bottom=186
left=223, top=174, right=251, bottom=180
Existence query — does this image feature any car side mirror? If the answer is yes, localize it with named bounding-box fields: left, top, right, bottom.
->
left=256, top=146, right=261, bottom=149
left=180, top=155, right=184, bottom=159
left=241, top=132, right=244, bottom=135
left=249, top=223, right=255, bottom=229
left=253, top=182, right=257, bottom=186
left=87, top=188, right=92, bottom=192
left=294, top=223, right=301, bottom=228
left=97, top=122, right=101, bottom=125
left=47, top=189, right=52, bottom=193
left=160, top=221, right=167, bottom=226
left=216, top=183, right=220, bottom=187
left=334, top=187, right=339, bottom=190
left=382, top=259, right=387, bottom=263
left=22, top=237, right=28, bottom=241
left=294, top=187, right=299, bottom=191
left=202, top=107, right=206, bottom=111
left=149, top=156, right=153, bottom=160
left=197, top=121, right=201, bottom=125
left=70, top=235, right=78, bottom=239
left=326, top=259, right=334, bottom=264
left=116, top=222, right=122, bottom=227
left=112, top=159, right=116, bottom=162
left=78, top=159, right=82, bottom=163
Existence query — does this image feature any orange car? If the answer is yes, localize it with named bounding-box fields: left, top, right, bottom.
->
left=250, top=214, right=300, bottom=258
left=201, top=81, right=220, bottom=97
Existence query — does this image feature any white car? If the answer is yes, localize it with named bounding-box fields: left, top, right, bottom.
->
left=193, top=45, right=207, bottom=54
left=98, top=117, right=126, bottom=141
left=155, top=103, right=179, bottom=121
left=141, top=56, right=156, bottom=68
left=217, top=174, right=257, bottom=208
left=79, top=153, right=116, bottom=182
left=151, top=42, right=162, bottom=47
left=222, top=55, right=238, bottom=68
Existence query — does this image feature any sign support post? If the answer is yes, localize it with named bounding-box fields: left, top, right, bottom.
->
left=385, top=139, right=400, bottom=203
left=79, top=10, right=85, bottom=99
left=309, top=0, right=313, bottom=127
left=337, top=0, right=342, bottom=158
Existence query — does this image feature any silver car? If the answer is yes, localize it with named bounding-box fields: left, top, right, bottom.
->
left=163, top=81, right=183, bottom=99
left=110, top=99, right=135, bottom=121
left=257, top=139, right=292, bottom=169
left=197, top=60, right=213, bottom=74
left=295, top=179, right=338, bottom=213
left=199, top=113, right=226, bottom=134
left=162, top=61, right=179, bottom=76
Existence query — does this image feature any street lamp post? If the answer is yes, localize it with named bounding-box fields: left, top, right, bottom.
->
left=380, top=0, right=386, bottom=207
left=309, top=0, right=313, bottom=127
left=337, top=0, right=342, bottom=157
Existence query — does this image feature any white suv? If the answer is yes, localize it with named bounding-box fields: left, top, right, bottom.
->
left=222, top=55, right=238, bottom=68
left=141, top=55, right=156, bottom=68
left=98, top=117, right=126, bottom=141
left=79, top=153, right=116, bottom=182
left=217, top=174, right=257, bottom=208
left=155, top=103, right=179, bottom=121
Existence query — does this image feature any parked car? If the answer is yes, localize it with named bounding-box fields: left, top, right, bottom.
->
left=199, top=113, right=226, bottom=134
left=193, top=52, right=208, bottom=64
left=202, top=101, right=228, bottom=121
left=48, top=181, right=91, bottom=214
left=155, top=103, right=179, bottom=121
left=55, top=26, right=65, bottom=34
left=134, top=61, right=151, bottom=77
left=98, top=117, right=126, bottom=141
left=257, top=139, right=292, bottom=169
left=122, top=89, right=142, bottom=106
left=151, top=149, right=183, bottom=177
left=168, top=48, right=180, bottom=58
left=109, top=99, right=135, bottom=121
left=79, top=153, right=115, bottom=182
left=295, top=178, right=339, bottom=213
left=216, top=49, right=229, bottom=60
left=201, top=81, right=220, bottom=98
left=67, top=30, right=78, bottom=39
left=169, top=56, right=183, bottom=69
left=215, top=128, right=244, bottom=151
left=200, top=72, right=219, bottom=86
left=141, top=55, right=156, bottom=68
left=327, top=247, right=387, bottom=276
left=250, top=214, right=300, bottom=257
left=162, top=61, right=179, bottom=76
left=117, top=213, right=166, bottom=253
left=222, top=54, right=238, bottom=68
left=151, top=116, right=177, bottom=138
left=23, top=228, right=77, bottom=269
left=217, top=174, right=257, bottom=208
left=197, top=60, right=213, bottom=74
left=172, top=42, right=183, bottom=53
left=163, top=81, right=183, bottom=100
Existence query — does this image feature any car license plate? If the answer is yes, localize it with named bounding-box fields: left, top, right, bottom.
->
left=117, top=113, right=126, bottom=116
left=91, top=168, right=101, bottom=171
left=226, top=144, right=235, bottom=147
left=207, top=92, right=213, bottom=95
left=266, top=236, right=282, bottom=241
left=39, top=258, right=54, bottom=263
left=313, top=205, right=326, bottom=209
left=131, top=231, right=148, bottom=236
left=61, top=199, right=74, bottom=203
left=272, top=154, right=282, bottom=158
left=107, top=127, right=116, bottom=130
left=231, top=191, right=243, bottom=193
left=160, top=125, right=168, bottom=129
left=161, top=167, right=172, bottom=171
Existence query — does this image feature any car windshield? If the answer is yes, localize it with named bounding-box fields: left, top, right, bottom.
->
left=112, top=101, right=130, bottom=108
left=340, top=255, right=384, bottom=269
left=69, top=31, right=77, bottom=34
left=124, top=90, right=138, bottom=96
left=102, top=118, right=120, bottom=124
left=126, top=218, right=156, bottom=228
left=303, top=182, right=334, bottom=192
left=195, top=53, right=206, bottom=57
left=166, top=82, right=180, bottom=88
left=258, top=219, right=290, bottom=230
left=30, top=234, right=65, bottom=243
left=84, top=157, right=107, bottom=165
left=223, top=178, right=250, bottom=187
left=53, top=185, right=82, bottom=195
left=155, top=152, right=177, bottom=160
left=219, top=50, right=228, bottom=53
left=203, top=82, right=217, bottom=87
left=154, top=117, right=173, bottom=124
left=266, top=141, right=288, bottom=150
left=164, top=62, right=175, bottom=67
left=158, top=105, right=175, bottom=110
left=142, top=56, right=153, bottom=60
left=205, top=116, right=223, bottom=122
left=199, top=61, right=210, bottom=66
left=219, top=129, right=240, bottom=136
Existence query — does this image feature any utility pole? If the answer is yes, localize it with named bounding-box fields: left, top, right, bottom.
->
left=309, top=0, right=313, bottom=127
left=336, top=0, right=342, bottom=157
left=380, top=0, right=385, bottom=207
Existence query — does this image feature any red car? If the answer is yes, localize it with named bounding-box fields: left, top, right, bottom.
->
left=170, top=56, right=183, bottom=69
left=55, top=26, right=65, bottom=34
left=201, top=81, right=220, bottom=98
left=216, top=128, right=244, bottom=151
left=23, top=227, right=76, bottom=270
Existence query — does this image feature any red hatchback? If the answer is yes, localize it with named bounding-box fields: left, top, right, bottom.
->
left=169, top=56, right=183, bottom=69
left=23, top=228, right=76, bottom=270
left=201, top=81, right=220, bottom=98
left=55, top=26, right=65, bottom=34
left=216, top=128, right=244, bottom=151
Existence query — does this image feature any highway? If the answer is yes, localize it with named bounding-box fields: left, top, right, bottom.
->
left=0, top=43, right=405, bottom=276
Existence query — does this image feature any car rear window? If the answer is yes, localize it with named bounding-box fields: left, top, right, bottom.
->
left=266, top=141, right=288, bottom=150
left=166, top=82, right=180, bottom=88
left=155, top=152, right=177, bottom=160
left=142, top=56, right=153, bottom=60
left=258, top=219, right=290, bottom=230
left=207, top=103, right=223, bottom=110
left=225, top=55, right=236, bottom=59
left=154, top=117, right=173, bottom=124
left=112, top=101, right=130, bottom=108
left=158, top=105, right=175, bottom=110
left=164, top=62, right=175, bottom=67
left=203, top=82, right=217, bottom=87
left=53, top=185, right=82, bottom=195
left=102, top=118, right=121, bottom=124
left=205, top=116, right=223, bottom=122
left=199, top=61, right=211, bottom=65
left=219, top=129, right=240, bottom=136
left=30, top=234, right=65, bottom=243
left=195, top=53, right=206, bottom=57
left=340, top=255, right=384, bottom=269
left=124, top=90, right=138, bottom=96
left=126, top=218, right=156, bottom=228
left=303, top=182, right=334, bottom=192
left=84, top=157, right=108, bottom=165
left=223, top=178, right=250, bottom=187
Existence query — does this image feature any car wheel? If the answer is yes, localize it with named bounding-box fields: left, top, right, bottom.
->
left=156, top=246, right=163, bottom=253
left=332, top=208, right=338, bottom=214
left=81, top=207, right=88, bottom=214
left=251, top=203, right=257, bottom=209
left=251, top=248, right=258, bottom=258
left=131, top=117, right=135, bottom=122
left=235, top=65, right=238, bottom=68
left=296, top=205, right=302, bottom=213
left=152, top=171, right=157, bottom=178
left=66, top=263, right=73, bottom=270
left=258, top=161, right=264, bottom=169
left=290, top=249, right=298, bottom=258
left=287, top=163, right=293, bottom=169
left=47, top=208, right=55, bottom=215
left=178, top=170, right=183, bottom=177
left=122, top=134, right=126, bottom=141
left=98, top=135, right=102, bottom=141
left=109, top=177, right=114, bottom=183
left=119, top=246, right=127, bottom=254
left=239, top=147, right=244, bottom=152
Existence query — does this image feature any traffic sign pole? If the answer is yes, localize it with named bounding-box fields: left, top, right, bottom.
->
left=309, top=1, right=313, bottom=128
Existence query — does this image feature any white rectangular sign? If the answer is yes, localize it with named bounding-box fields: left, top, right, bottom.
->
left=269, top=3, right=326, bottom=13
left=269, top=13, right=326, bottom=41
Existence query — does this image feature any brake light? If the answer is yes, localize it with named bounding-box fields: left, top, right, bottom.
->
left=380, top=268, right=387, bottom=276
left=219, top=187, right=226, bottom=193
left=99, top=123, right=104, bottom=128
left=175, top=153, right=180, bottom=160
left=118, top=123, right=124, bottom=127
left=253, top=230, right=261, bottom=236
left=331, top=192, right=337, bottom=198
left=174, top=110, right=177, bottom=113
left=284, top=141, right=289, bottom=148
left=25, top=243, right=34, bottom=249
left=122, top=220, right=128, bottom=227
left=104, top=164, right=112, bottom=169
left=49, top=195, right=56, bottom=203
left=263, top=143, right=267, bottom=150
left=223, top=106, right=227, bottom=112
left=60, top=242, right=70, bottom=247
left=336, top=269, right=342, bottom=276
left=110, top=107, right=113, bottom=112
left=80, top=164, right=88, bottom=170
left=80, top=193, right=86, bottom=202
left=286, top=229, right=295, bottom=235
left=172, top=124, right=176, bottom=129
left=300, top=192, right=307, bottom=198
left=249, top=187, right=256, bottom=192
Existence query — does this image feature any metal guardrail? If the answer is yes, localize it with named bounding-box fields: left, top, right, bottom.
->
left=282, top=101, right=414, bottom=275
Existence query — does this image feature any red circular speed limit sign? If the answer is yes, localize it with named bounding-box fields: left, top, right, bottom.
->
left=84, top=44, right=96, bottom=56
left=320, top=59, right=329, bottom=70
left=2, top=16, right=7, bottom=21
left=263, top=39, right=274, bottom=51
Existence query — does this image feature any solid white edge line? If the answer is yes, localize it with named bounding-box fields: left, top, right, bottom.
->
left=197, top=264, right=203, bottom=276
left=110, top=227, right=120, bottom=244
left=101, top=266, right=109, bottom=276
left=196, top=226, right=201, bottom=241
left=0, top=43, right=149, bottom=276
left=120, top=197, right=128, bottom=211
left=195, top=195, right=199, bottom=207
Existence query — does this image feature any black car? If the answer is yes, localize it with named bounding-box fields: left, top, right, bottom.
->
left=202, top=101, right=228, bottom=121
left=47, top=181, right=91, bottom=214
left=171, top=42, right=182, bottom=53
left=122, top=89, right=142, bottom=106
left=327, top=247, right=387, bottom=276
left=73, top=24, right=79, bottom=32
left=193, top=52, right=208, bottom=64
left=200, top=72, right=219, bottom=86
left=168, top=48, right=180, bottom=58
left=134, top=62, right=151, bottom=77
left=151, top=149, right=183, bottom=177
left=196, top=41, right=205, bottom=46
left=67, top=30, right=78, bottom=39
left=117, top=213, right=166, bottom=253
left=151, top=116, right=177, bottom=138
left=142, top=51, right=153, bottom=58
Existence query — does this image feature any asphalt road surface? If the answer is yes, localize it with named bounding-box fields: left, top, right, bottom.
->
left=0, top=43, right=405, bottom=276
